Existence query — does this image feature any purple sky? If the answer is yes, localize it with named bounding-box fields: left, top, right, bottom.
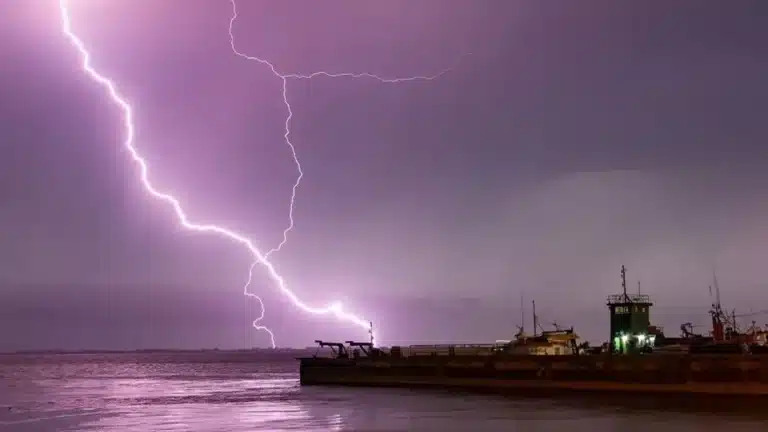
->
left=1, top=0, right=767, bottom=350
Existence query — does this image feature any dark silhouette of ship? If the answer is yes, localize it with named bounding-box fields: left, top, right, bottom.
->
left=298, top=265, right=768, bottom=397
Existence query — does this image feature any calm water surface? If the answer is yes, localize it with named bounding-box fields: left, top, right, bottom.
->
left=1, top=352, right=766, bottom=431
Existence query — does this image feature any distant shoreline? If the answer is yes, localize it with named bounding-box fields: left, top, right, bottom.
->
left=0, top=348, right=318, bottom=355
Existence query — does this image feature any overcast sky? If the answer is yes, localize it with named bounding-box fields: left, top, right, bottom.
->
left=1, top=0, right=767, bottom=350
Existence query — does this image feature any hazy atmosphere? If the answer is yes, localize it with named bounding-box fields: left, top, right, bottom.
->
left=1, top=0, right=767, bottom=351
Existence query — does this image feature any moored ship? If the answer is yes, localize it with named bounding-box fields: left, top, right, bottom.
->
left=298, top=266, right=768, bottom=397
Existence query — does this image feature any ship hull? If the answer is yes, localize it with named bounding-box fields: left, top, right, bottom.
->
left=299, top=354, right=768, bottom=397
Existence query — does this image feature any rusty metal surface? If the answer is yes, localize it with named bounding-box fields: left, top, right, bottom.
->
left=300, top=354, right=768, bottom=387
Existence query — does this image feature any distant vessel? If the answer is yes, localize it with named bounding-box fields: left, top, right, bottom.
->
left=298, top=265, right=768, bottom=397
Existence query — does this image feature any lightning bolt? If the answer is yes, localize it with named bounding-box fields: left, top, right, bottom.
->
left=58, top=0, right=454, bottom=348
left=58, top=0, right=370, bottom=347
left=228, top=0, right=455, bottom=345
left=228, top=0, right=451, bottom=260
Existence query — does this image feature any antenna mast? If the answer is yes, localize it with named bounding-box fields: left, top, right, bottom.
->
left=368, top=321, right=374, bottom=345
left=713, top=269, right=722, bottom=308
left=532, top=300, right=538, bottom=337
left=621, top=265, right=628, bottom=300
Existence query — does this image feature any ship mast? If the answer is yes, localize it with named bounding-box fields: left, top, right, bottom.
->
left=368, top=321, right=374, bottom=346
left=621, top=265, right=629, bottom=302
left=709, top=266, right=736, bottom=341
left=713, top=269, right=721, bottom=308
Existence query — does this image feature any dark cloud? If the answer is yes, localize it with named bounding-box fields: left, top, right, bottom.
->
left=1, top=0, right=767, bottom=350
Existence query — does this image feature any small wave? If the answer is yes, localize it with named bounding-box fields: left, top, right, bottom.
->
left=44, top=373, right=295, bottom=381
left=108, top=393, right=299, bottom=406
left=0, top=409, right=104, bottom=427
left=104, top=387, right=353, bottom=407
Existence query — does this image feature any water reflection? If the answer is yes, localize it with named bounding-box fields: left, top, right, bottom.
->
left=1, top=356, right=767, bottom=431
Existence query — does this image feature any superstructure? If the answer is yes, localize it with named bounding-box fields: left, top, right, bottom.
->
left=298, top=265, right=768, bottom=396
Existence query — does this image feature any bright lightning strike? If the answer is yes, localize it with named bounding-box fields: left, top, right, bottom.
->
left=228, top=0, right=451, bottom=258
left=58, top=0, right=454, bottom=348
left=228, top=0, right=454, bottom=344
left=58, top=0, right=374, bottom=348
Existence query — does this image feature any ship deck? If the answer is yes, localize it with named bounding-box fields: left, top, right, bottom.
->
left=298, top=353, right=768, bottom=398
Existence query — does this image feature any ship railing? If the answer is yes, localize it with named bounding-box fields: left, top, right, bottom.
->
left=402, top=343, right=499, bottom=357
left=606, top=293, right=652, bottom=304
left=312, top=340, right=349, bottom=359
left=407, top=343, right=497, bottom=349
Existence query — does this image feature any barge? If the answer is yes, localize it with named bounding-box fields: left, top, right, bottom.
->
left=299, top=266, right=768, bottom=397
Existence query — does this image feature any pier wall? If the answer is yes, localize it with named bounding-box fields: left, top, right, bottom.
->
left=299, top=354, right=768, bottom=396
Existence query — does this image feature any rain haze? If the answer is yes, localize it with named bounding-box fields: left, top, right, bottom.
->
left=1, top=0, right=767, bottom=351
